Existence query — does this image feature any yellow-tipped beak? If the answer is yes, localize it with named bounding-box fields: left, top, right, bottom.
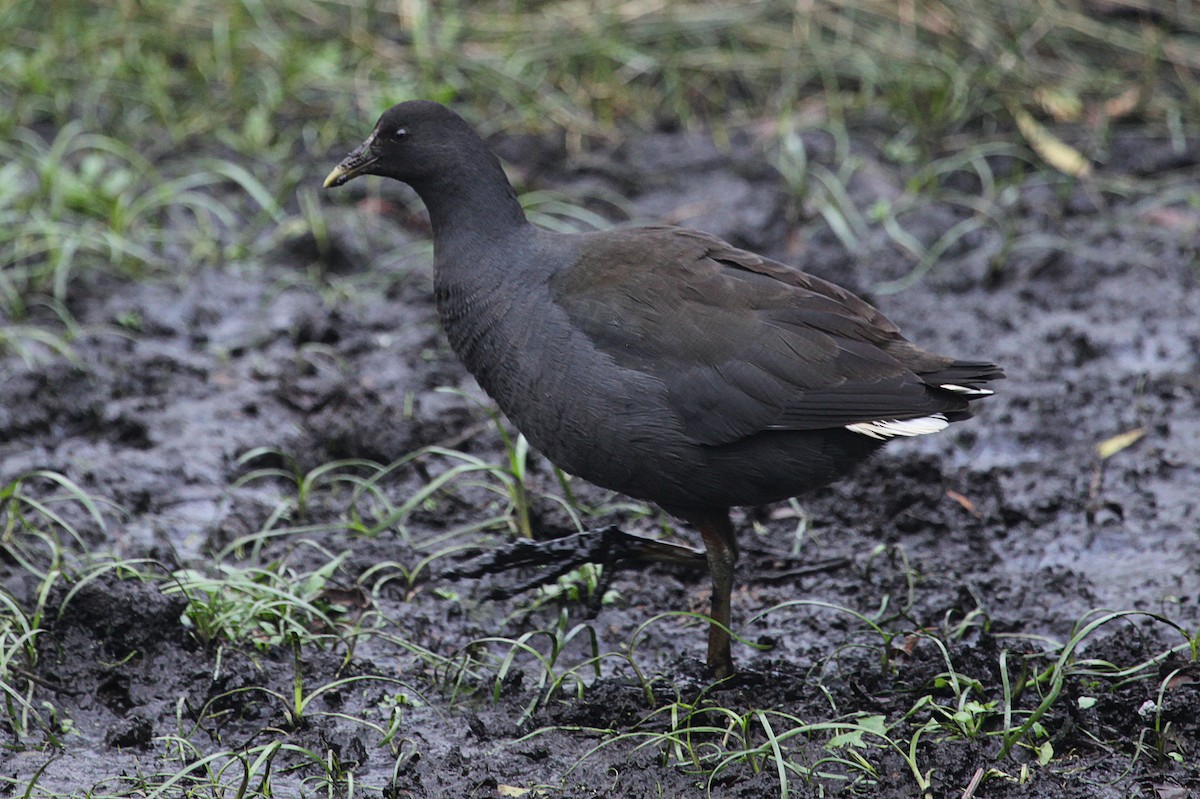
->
left=322, top=163, right=354, bottom=189
left=323, top=139, right=377, bottom=189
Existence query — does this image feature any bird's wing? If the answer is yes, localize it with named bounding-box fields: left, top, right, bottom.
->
left=550, top=226, right=967, bottom=447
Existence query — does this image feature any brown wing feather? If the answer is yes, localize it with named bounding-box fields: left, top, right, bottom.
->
left=551, top=226, right=982, bottom=447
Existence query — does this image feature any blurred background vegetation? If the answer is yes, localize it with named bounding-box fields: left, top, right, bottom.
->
left=2, top=0, right=1197, bottom=355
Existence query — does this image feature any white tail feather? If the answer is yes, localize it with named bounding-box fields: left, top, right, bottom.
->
left=846, top=414, right=950, bottom=440
left=940, top=383, right=994, bottom=396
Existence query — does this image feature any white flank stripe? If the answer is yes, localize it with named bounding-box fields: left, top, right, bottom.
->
left=846, top=413, right=950, bottom=440
left=940, top=383, right=994, bottom=396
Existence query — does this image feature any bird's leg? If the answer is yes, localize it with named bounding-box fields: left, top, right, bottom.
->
left=696, top=512, right=739, bottom=679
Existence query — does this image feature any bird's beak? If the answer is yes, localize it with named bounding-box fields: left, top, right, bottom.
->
left=323, top=136, right=378, bottom=188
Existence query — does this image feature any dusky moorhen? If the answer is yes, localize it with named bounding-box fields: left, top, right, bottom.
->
left=324, top=101, right=1003, bottom=678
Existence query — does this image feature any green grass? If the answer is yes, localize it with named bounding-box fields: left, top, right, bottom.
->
left=4, top=0, right=1200, bottom=795
left=0, top=472, right=116, bottom=748
left=0, top=415, right=625, bottom=794
left=522, top=607, right=1197, bottom=797
left=0, top=466, right=452, bottom=794
left=5, top=0, right=1199, bottom=353
left=4, top=453, right=1198, bottom=796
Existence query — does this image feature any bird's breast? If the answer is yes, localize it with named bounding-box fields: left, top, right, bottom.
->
left=433, top=273, right=689, bottom=496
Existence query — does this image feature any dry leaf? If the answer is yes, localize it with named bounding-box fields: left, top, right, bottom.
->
left=1096, top=428, right=1145, bottom=459
left=498, top=786, right=531, bottom=797
left=1153, top=783, right=1187, bottom=799
left=1104, top=86, right=1141, bottom=120
left=1035, top=87, right=1083, bottom=122
left=1137, top=207, right=1200, bottom=232
left=1009, top=103, right=1092, bottom=178
left=1165, top=670, right=1198, bottom=691
left=946, top=489, right=980, bottom=517
left=319, top=586, right=371, bottom=609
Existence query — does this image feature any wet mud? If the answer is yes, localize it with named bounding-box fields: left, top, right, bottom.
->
left=2, top=122, right=1199, bottom=796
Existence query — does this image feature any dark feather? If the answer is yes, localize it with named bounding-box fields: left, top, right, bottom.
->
left=552, top=226, right=990, bottom=446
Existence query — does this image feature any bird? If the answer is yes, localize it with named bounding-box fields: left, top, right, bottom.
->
left=324, top=100, right=1003, bottom=679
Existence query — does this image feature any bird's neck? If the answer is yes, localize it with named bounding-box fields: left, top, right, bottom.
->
left=411, top=151, right=530, bottom=257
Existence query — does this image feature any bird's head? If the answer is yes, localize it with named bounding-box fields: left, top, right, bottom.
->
left=323, top=100, right=468, bottom=189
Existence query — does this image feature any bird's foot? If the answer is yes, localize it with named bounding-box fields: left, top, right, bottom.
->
left=442, top=525, right=706, bottom=601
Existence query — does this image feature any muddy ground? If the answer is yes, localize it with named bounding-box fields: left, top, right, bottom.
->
left=2, top=119, right=1199, bottom=797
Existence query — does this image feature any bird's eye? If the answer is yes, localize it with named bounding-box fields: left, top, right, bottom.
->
left=392, top=127, right=408, bottom=140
